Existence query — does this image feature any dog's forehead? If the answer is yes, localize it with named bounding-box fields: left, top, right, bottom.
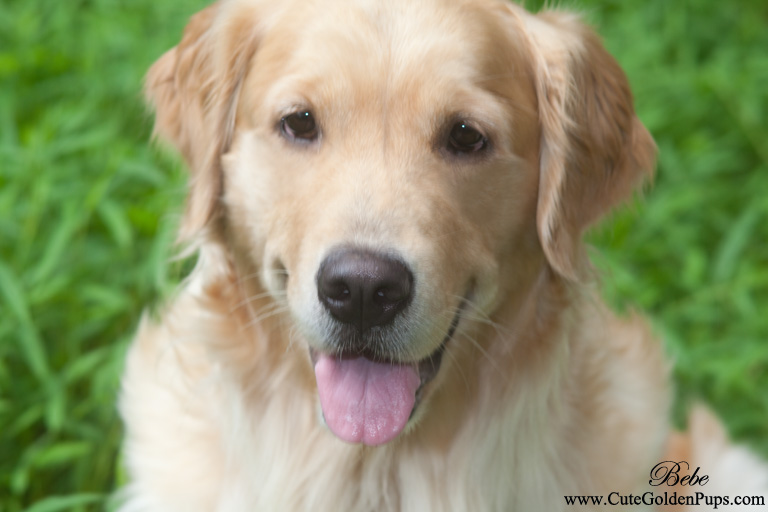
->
left=248, top=0, right=532, bottom=115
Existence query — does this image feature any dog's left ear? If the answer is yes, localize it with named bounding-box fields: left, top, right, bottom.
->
left=522, top=12, right=656, bottom=281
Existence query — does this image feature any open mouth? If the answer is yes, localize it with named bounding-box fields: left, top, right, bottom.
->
left=309, top=302, right=464, bottom=446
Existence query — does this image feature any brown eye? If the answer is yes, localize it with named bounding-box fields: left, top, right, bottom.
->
left=281, top=111, right=318, bottom=142
left=448, top=122, right=486, bottom=154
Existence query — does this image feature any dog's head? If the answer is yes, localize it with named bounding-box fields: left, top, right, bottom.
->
left=146, top=0, right=655, bottom=445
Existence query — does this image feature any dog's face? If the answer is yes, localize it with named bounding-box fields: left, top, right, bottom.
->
left=147, top=0, right=655, bottom=445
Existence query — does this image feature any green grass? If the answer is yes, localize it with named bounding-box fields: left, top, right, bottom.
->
left=1, top=0, right=766, bottom=510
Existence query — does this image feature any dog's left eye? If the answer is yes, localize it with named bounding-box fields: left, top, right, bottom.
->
left=281, top=111, right=318, bottom=142
left=447, top=122, right=486, bottom=154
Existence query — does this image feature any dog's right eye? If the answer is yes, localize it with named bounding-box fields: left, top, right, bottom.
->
left=447, top=122, right=486, bottom=155
left=281, top=111, right=318, bottom=142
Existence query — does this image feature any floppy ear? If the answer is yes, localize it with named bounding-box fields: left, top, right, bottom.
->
left=145, top=3, right=258, bottom=240
left=523, top=12, right=656, bottom=281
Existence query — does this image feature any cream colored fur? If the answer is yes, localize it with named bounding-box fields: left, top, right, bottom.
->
left=118, top=0, right=768, bottom=510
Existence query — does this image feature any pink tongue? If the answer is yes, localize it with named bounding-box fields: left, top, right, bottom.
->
left=314, top=353, right=420, bottom=446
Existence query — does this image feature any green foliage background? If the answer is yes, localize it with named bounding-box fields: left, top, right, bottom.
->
left=0, top=0, right=766, bottom=510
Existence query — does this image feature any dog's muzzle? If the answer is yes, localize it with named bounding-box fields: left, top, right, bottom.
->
left=310, top=247, right=462, bottom=446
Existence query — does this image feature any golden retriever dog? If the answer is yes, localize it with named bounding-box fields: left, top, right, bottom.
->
left=118, top=0, right=768, bottom=509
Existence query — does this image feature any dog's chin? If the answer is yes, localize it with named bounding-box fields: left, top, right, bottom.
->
left=308, top=305, right=463, bottom=446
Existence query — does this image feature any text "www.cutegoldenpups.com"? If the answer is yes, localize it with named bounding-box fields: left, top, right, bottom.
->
left=563, top=491, right=765, bottom=509
left=564, top=460, right=766, bottom=509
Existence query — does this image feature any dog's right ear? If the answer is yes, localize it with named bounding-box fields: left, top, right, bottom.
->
left=145, top=3, right=259, bottom=241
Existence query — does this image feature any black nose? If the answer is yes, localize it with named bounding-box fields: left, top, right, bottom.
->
left=317, top=248, right=414, bottom=333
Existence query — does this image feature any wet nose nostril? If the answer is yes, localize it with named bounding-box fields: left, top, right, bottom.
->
left=316, top=248, right=414, bottom=334
left=325, top=281, right=351, bottom=302
left=374, top=286, right=407, bottom=307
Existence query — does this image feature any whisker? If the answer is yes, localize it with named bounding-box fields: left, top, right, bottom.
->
left=234, top=270, right=262, bottom=283
left=230, top=289, right=286, bottom=313
left=233, top=267, right=289, bottom=291
left=284, top=324, right=300, bottom=356
left=440, top=346, right=471, bottom=395
left=436, top=308, right=504, bottom=378
left=447, top=293, right=512, bottom=339
left=457, top=330, right=504, bottom=378
left=241, top=303, right=291, bottom=332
